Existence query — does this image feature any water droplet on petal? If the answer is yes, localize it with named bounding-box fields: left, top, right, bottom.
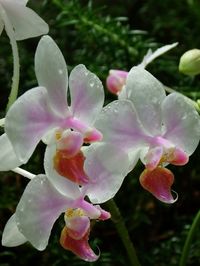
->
left=58, top=69, right=63, bottom=75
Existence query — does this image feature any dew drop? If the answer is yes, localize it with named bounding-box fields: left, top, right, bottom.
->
left=58, top=69, right=63, bottom=75
left=181, top=114, right=187, bottom=120
left=90, top=82, right=94, bottom=87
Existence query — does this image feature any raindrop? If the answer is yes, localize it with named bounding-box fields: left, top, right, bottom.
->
left=90, top=82, right=94, bottom=87
left=18, top=227, right=23, bottom=233
left=58, top=69, right=63, bottom=75
left=181, top=114, right=187, bottom=120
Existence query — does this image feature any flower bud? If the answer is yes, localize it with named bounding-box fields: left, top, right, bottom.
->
left=106, top=70, right=128, bottom=95
left=179, top=49, right=200, bottom=76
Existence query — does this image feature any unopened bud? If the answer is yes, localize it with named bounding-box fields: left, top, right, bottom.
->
left=179, top=49, right=200, bottom=76
left=106, top=70, right=128, bottom=95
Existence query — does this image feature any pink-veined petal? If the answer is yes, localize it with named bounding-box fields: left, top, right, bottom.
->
left=60, top=226, right=99, bottom=262
left=5, top=86, right=63, bottom=163
left=95, top=100, right=148, bottom=151
left=77, top=199, right=101, bottom=219
left=144, top=146, right=163, bottom=171
left=0, top=133, right=22, bottom=170
left=94, top=205, right=111, bottom=220
left=171, top=147, right=189, bottom=165
left=2, top=214, right=27, bottom=247
left=139, top=167, right=177, bottom=204
left=15, top=175, right=74, bottom=251
left=44, top=145, right=81, bottom=199
left=54, top=149, right=90, bottom=185
left=56, top=130, right=83, bottom=157
left=125, top=66, right=166, bottom=135
left=69, top=64, right=104, bottom=126
left=1, top=1, right=48, bottom=40
left=35, top=35, right=69, bottom=116
left=162, top=92, right=200, bottom=155
left=65, top=215, right=90, bottom=240
left=83, top=143, right=132, bottom=203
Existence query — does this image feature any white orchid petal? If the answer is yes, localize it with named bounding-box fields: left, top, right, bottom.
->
left=3, top=0, right=28, bottom=5
left=2, top=214, right=27, bottom=247
left=35, top=36, right=69, bottom=116
left=139, top=43, right=178, bottom=68
left=118, top=84, right=128, bottom=100
left=5, top=86, right=62, bottom=163
left=1, top=1, right=48, bottom=40
left=15, top=175, right=73, bottom=251
left=44, top=145, right=81, bottom=199
left=0, top=133, right=22, bottom=170
left=162, top=93, right=200, bottom=155
left=83, top=143, right=133, bottom=203
left=125, top=66, right=166, bottom=135
left=95, top=100, right=148, bottom=151
left=69, top=64, right=104, bottom=125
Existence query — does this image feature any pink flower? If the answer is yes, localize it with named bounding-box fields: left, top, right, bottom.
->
left=0, top=35, right=104, bottom=180
left=92, top=66, right=200, bottom=203
left=106, top=70, right=128, bottom=95
left=2, top=175, right=110, bottom=261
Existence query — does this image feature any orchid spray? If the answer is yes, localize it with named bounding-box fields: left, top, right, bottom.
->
left=0, top=1, right=200, bottom=266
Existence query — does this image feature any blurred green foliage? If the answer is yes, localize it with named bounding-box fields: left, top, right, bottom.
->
left=0, top=0, right=200, bottom=265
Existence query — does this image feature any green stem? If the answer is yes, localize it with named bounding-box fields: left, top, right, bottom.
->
left=105, top=199, right=141, bottom=266
left=179, top=209, right=200, bottom=266
left=0, top=8, right=20, bottom=111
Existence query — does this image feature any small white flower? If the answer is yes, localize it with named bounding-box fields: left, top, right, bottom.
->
left=0, top=0, right=49, bottom=40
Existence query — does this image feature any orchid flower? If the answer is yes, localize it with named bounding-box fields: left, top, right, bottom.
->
left=0, top=35, right=104, bottom=180
left=106, top=42, right=178, bottom=95
left=92, top=66, right=200, bottom=203
left=0, top=0, right=49, bottom=109
left=2, top=174, right=110, bottom=262
left=0, top=34, right=130, bottom=204
left=0, top=0, right=49, bottom=40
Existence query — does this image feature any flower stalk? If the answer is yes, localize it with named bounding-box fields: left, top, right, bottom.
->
left=12, top=167, right=35, bottom=180
left=0, top=8, right=20, bottom=111
left=105, top=199, right=141, bottom=266
left=179, top=209, right=200, bottom=266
